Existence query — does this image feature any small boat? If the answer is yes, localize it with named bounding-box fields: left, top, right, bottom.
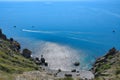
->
left=13, top=26, right=16, bottom=28
left=113, top=30, right=115, bottom=33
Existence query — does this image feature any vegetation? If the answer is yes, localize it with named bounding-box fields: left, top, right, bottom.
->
left=58, top=77, right=74, bottom=80
left=115, top=69, right=120, bottom=75
left=0, top=29, right=39, bottom=80
left=92, top=48, right=120, bottom=80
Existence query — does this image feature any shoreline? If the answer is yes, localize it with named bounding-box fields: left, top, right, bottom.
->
left=1, top=28, right=120, bottom=80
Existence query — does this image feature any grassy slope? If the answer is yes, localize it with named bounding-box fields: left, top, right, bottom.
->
left=0, top=39, right=38, bottom=80
left=94, top=51, right=120, bottom=80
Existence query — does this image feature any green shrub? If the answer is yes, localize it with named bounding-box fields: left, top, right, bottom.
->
left=115, top=69, right=120, bottom=75
left=108, top=55, right=113, bottom=59
left=102, top=64, right=111, bottom=70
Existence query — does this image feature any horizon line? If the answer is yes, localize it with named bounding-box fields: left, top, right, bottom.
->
left=0, top=0, right=100, bottom=2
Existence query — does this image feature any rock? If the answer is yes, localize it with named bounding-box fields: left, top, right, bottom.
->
left=35, top=57, right=40, bottom=61
left=108, top=47, right=117, bottom=55
left=0, top=29, right=2, bottom=34
left=41, top=55, right=45, bottom=63
left=65, top=74, right=72, bottom=77
left=44, top=62, right=48, bottom=66
left=34, top=57, right=41, bottom=65
left=22, top=49, right=32, bottom=58
left=0, top=29, right=7, bottom=40
left=71, top=69, right=76, bottom=72
left=35, top=61, right=41, bottom=65
left=74, top=62, right=80, bottom=66
left=58, top=69, right=61, bottom=72
left=10, top=38, right=14, bottom=42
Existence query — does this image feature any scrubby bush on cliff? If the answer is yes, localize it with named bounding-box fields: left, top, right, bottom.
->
left=14, top=41, right=21, bottom=51
left=9, top=41, right=21, bottom=52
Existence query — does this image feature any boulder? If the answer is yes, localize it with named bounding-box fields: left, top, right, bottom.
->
left=74, top=62, right=80, bottom=66
left=71, top=69, right=76, bottom=72
left=35, top=57, right=40, bottom=61
left=44, top=62, right=48, bottom=66
left=34, top=57, right=42, bottom=65
left=58, top=69, right=61, bottom=72
left=10, top=38, right=14, bottom=42
left=65, top=74, right=72, bottom=77
left=22, top=49, right=32, bottom=58
left=41, top=55, right=45, bottom=63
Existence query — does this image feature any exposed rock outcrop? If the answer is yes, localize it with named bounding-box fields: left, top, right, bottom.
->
left=0, top=29, right=7, bottom=40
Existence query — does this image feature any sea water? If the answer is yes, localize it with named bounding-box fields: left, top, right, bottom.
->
left=0, top=1, right=120, bottom=71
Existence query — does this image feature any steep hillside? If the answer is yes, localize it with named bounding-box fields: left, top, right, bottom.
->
left=0, top=29, right=38, bottom=80
left=92, top=48, right=120, bottom=80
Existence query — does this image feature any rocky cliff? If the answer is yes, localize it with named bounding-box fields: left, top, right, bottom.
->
left=92, top=48, right=120, bottom=80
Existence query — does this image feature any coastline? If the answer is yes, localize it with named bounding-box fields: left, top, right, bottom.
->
left=1, top=28, right=120, bottom=80
left=0, top=28, right=95, bottom=80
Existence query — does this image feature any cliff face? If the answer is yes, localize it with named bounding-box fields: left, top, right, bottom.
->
left=92, top=48, right=120, bottom=80
left=0, top=29, right=38, bottom=80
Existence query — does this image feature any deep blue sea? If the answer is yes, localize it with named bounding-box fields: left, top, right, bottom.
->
left=0, top=1, right=120, bottom=71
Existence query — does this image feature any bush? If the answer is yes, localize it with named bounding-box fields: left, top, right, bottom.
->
left=116, top=69, right=120, bottom=75
left=102, top=64, right=111, bottom=70
left=108, top=55, right=113, bottom=59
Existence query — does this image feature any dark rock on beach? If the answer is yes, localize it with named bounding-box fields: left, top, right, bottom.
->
left=74, top=62, right=80, bottom=66
left=22, top=48, right=32, bottom=58
left=65, top=74, right=72, bottom=77
left=71, top=69, right=76, bottom=72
